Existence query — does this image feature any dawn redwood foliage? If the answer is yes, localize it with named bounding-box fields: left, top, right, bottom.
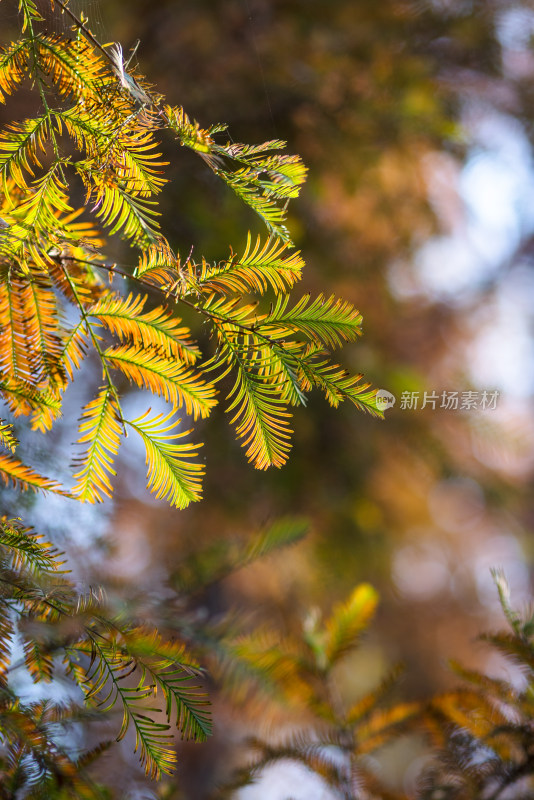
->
left=0, top=0, right=380, bottom=506
left=0, top=0, right=380, bottom=788
left=1, top=2, right=534, bottom=798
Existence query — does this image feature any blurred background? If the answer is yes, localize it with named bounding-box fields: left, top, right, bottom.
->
left=2, top=0, right=534, bottom=796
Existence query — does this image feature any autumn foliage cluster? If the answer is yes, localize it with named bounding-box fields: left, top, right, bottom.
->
left=0, top=2, right=533, bottom=799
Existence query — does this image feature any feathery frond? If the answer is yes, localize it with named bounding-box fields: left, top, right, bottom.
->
left=197, top=234, right=304, bottom=296
left=0, top=419, right=17, bottom=452
left=346, top=665, right=405, bottom=726
left=0, top=375, right=62, bottom=431
left=172, top=516, right=309, bottom=593
left=89, top=176, right=161, bottom=246
left=0, top=115, right=50, bottom=190
left=18, top=0, right=44, bottom=32
left=14, top=165, right=72, bottom=240
left=68, top=623, right=211, bottom=779
left=324, top=583, right=379, bottom=665
left=298, top=344, right=383, bottom=416
left=89, top=292, right=199, bottom=364
left=69, top=633, right=175, bottom=780
left=210, top=328, right=293, bottom=469
left=62, top=320, right=89, bottom=379
left=0, top=518, right=63, bottom=575
left=356, top=702, right=421, bottom=754
left=0, top=270, right=66, bottom=392
left=122, top=627, right=212, bottom=742
left=104, top=344, right=217, bottom=419
left=134, top=242, right=179, bottom=287
left=59, top=105, right=166, bottom=197
left=72, top=387, right=122, bottom=502
left=0, top=39, right=30, bottom=103
left=0, top=453, right=65, bottom=494
left=22, top=637, right=55, bottom=683
left=257, top=293, right=363, bottom=349
left=0, top=6, right=378, bottom=503
left=243, top=516, right=310, bottom=563
left=36, top=35, right=109, bottom=103
left=127, top=410, right=204, bottom=509
left=164, top=105, right=306, bottom=242
left=0, top=611, right=14, bottom=687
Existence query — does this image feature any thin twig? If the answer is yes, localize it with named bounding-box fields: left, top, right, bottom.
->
left=60, top=255, right=282, bottom=348
left=56, top=259, right=128, bottom=435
